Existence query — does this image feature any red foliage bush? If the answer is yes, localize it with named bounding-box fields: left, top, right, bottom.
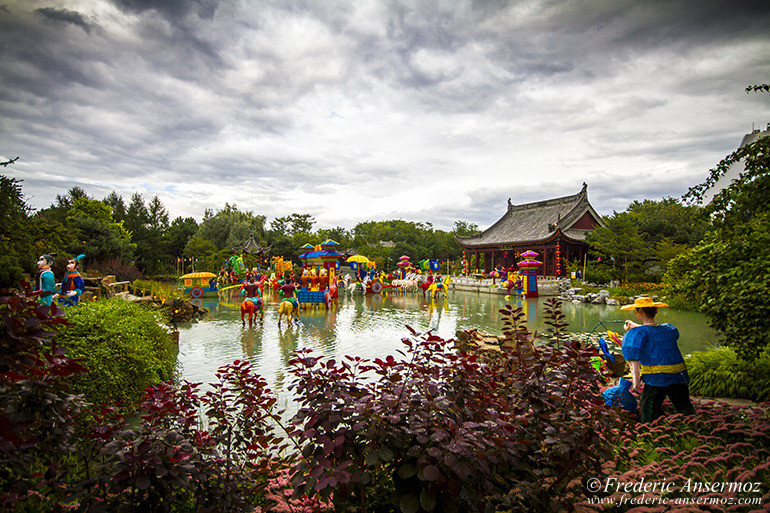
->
left=578, top=401, right=770, bottom=512
left=287, top=302, right=624, bottom=512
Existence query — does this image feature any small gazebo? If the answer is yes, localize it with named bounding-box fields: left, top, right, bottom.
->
left=230, top=233, right=271, bottom=257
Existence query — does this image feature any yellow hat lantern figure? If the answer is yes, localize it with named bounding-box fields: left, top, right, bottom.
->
left=620, top=296, right=669, bottom=311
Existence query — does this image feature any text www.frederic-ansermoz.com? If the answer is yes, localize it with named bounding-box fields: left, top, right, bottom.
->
left=585, top=476, right=764, bottom=508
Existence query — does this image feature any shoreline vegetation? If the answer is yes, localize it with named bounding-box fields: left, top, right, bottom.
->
left=2, top=286, right=768, bottom=512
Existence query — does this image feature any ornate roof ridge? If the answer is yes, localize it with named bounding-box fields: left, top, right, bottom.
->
left=455, top=183, right=599, bottom=247
left=507, top=184, right=586, bottom=213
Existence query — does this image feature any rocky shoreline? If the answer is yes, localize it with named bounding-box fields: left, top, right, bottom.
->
left=455, top=327, right=628, bottom=377
left=555, top=278, right=666, bottom=308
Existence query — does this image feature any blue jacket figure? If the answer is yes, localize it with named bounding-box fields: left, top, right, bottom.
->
left=55, top=254, right=86, bottom=306
left=621, top=296, right=695, bottom=423
left=602, top=378, right=638, bottom=413
left=34, top=254, right=56, bottom=306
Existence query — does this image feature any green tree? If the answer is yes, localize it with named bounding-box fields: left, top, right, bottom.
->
left=103, top=191, right=126, bottom=223
left=584, top=213, right=645, bottom=281
left=666, top=214, right=768, bottom=360
left=267, top=232, right=295, bottom=262
left=453, top=220, right=479, bottom=237
left=166, top=216, right=199, bottom=259
left=0, top=175, right=73, bottom=286
left=626, top=197, right=706, bottom=247
left=183, top=236, right=218, bottom=272
left=271, top=213, right=315, bottom=236
left=36, top=186, right=88, bottom=225
left=667, top=130, right=770, bottom=360
left=624, top=198, right=706, bottom=279
left=197, top=204, right=268, bottom=250
left=316, top=226, right=352, bottom=247
left=0, top=175, right=33, bottom=286
left=66, top=197, right=134, bottom=263
left=119, top=193, right=174, bottom=274
left=143, top=195, right=170, bottom=274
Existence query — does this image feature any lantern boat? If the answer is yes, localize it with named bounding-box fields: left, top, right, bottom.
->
left=179, top=272, right=219, bottom=298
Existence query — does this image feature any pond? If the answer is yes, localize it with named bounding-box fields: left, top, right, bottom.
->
left=177, top=288, right=720, bottom=410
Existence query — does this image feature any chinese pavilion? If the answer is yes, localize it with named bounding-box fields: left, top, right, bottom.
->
left=455, top=183, right=604, bottom=276
left=230, top=233, right=271, bottom=257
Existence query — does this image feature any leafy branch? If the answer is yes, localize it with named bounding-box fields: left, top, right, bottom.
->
left=745, top=83, right=770, bottom=93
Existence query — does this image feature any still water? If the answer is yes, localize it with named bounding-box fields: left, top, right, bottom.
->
left=177, top=289, right=720, bottom=407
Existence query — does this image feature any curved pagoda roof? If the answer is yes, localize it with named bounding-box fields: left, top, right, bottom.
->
left=456, top=183, right=604, bottom=248
left=231, top=233, right=271, bottom=255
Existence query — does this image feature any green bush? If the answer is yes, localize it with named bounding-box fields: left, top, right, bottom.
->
left=685, top=346, right=770, bottom=402
left=55, top=299, right=178, bottom=407
left=666, top=214, right=770, bottom=360
left=132, top=279, right=183, bottom=302
left=584, top=264, right=614, bottom=284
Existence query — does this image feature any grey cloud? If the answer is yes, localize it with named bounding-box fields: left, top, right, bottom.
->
left=34, top=7, right=97, bottom=33
left=2, top=0, right=769, bottom=232
left=112, top=0, right=218, bottom=20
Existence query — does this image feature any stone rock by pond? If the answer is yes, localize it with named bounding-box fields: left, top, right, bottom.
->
left=161, top=298, right=208, bottom=323
left=455, top=328, right=536, bottom=354
left=560, top=286, right=651, bottom=307
left=455, top=328, right=629, bottom=377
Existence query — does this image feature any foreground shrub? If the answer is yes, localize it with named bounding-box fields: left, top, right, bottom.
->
left=2, top=287, right=290, bottom=512
left=580, top=401, right=770, bottom=512
left=55, top=298, right=178, bottom=407
left=93, top=362, right=289, bottom=512
left=0, top=283, right=88, bottom=510
left=685, top=346, right=770, bottom=402
left=288, top=300, right=624, bottom=512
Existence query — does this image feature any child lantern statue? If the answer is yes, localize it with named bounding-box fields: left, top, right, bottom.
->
left=34, top=253, right=56, bottom=306
left=54, top=254, right=86, bottom=307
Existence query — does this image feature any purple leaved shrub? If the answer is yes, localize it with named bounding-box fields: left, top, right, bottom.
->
left=5, top=284, right=766, bottom=513
left=579, top=400, right=770, bottom=512
left=287, top=300, right=624, bottom=512
left=1, top=287, right=289, bottom=512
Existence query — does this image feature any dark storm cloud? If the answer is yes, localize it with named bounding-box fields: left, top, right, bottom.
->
left=0, top=12, right=106, bottom=99
left=112, top=0, right=217, bottom=20
left=34, top=7, right=97, bottom=33
left=1, top=0, right=769, bottom=230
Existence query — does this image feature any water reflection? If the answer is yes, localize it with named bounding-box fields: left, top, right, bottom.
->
left=239, top=325, right=262, bottom=357
left=177, top=290, right=720, bottom=397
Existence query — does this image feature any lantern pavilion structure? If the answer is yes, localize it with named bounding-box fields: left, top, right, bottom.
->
left=455, top=183, right=604, bottom=276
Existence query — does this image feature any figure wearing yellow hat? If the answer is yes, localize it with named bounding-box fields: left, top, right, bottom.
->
left=621, top=296, right=695, bottom=422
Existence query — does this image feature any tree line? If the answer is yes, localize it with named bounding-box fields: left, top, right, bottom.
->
left=0, top=178, right=481, bottom=287
left=0, top=171, right=719, bottom=288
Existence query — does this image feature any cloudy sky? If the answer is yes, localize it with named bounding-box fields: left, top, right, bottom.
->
left=2, top=0, right=769, bottom=231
